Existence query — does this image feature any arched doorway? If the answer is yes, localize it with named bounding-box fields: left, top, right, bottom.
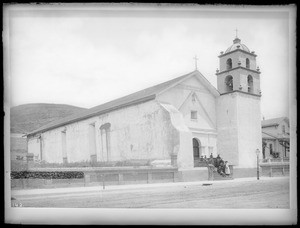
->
left=193, top=138, right=201, bottom=167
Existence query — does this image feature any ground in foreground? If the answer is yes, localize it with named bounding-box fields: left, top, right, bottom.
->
left=12, top=177, right=289, bottom=208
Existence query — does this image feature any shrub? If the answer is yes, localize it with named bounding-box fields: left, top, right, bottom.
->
left=24, top=159, right=153, bottom=169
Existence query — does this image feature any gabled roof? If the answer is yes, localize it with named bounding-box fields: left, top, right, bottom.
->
left=157, top=70, right=220, bottom=98
left=28, top=70, right=217, bottom=136
left=261, top=117, right=289, bottom=128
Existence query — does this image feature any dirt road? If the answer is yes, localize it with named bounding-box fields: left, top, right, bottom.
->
left=12, top=177, right=289, bottom=208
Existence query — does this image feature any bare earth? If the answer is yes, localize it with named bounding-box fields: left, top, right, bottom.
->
left=12, top=177, right=289, bottom=208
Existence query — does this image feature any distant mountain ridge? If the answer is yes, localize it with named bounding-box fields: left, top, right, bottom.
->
left=10, top=103, right=87, bottom=134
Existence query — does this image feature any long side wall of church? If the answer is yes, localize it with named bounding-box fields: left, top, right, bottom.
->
left=27, top=100, right=179, bottom=163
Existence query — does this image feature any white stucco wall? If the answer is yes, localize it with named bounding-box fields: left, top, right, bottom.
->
left=217, top=92, right=261, bottom=168
left=159, top=103, right=193, bottom=169
left=157, top=76, right=217, bottom=127
left=28, top=100, right=179, bottom=164
left=157, top=75, right=218, bottom=164
left=236, top=92, right=262, bottom=168
left=216, top=93, right=239, bottom=165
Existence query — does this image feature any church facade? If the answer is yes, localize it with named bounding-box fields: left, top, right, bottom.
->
left=27, top=37, right=262, bottom=169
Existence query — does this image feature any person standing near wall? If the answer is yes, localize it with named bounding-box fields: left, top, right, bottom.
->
left=225, top=161, right=230, bottom=176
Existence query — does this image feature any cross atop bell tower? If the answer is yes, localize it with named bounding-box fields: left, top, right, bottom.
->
left=193, top=55, right=199, bottom=70
left=235, top=28, right=238, bottom=38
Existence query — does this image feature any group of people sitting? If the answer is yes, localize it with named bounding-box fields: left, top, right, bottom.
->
left=201, top=154, right=231, bottom=177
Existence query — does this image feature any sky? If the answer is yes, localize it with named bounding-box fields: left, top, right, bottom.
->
left=6, top=5, right=293, bottom=120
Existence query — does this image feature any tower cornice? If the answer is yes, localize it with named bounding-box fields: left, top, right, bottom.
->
left=216, top=66, right=261, bottom=76
left=219, top=90, right=262, bottom=98
left=218, top=49, right=257, bottom=58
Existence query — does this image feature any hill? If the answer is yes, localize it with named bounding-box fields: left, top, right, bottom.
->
left=10, top=103, right=87, bottom=134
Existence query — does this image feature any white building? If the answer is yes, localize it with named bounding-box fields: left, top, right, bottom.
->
left=262, top=117, right=290, bottom=159
left=27, top=36, right=262, bottom=170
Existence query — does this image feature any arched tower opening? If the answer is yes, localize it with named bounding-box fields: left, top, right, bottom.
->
left=225, top=75, right=233, bottom=92
left=226, top=58, right=232, bottom=70
left=247, top=75, right=253, bottom=93
left=246, top=58, right=250, bottom=68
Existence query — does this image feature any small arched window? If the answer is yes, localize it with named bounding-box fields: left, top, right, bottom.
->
left=225, top=75, right=233, bottom=92
left=226, top=58, right=232, bottom=70
left=246, top=58, right=250, bottom=68
left=247, top=75, right=253, bottom=93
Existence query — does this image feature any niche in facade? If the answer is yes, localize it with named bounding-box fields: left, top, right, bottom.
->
left=89, top=123, right=97, bottom=163
left=100, top=123, right=111, bottom=161
left=247, top=75, right=253, bottom=93
left=61, top=130, right=67, bottom=164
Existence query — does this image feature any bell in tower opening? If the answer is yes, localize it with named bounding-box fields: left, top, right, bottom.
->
left=216, top=36, right=261, bottom=96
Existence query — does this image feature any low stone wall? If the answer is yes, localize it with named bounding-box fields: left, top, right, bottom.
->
left=260, top=162, right=290, bottom=177
left=12, top=162, right=288, bottom=189
left=261, top=158, right=289, bottom=163
left=11, top=166, right=179, bottom=189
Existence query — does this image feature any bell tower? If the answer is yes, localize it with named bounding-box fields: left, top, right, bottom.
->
left=216, top=36, right=262, bottom=168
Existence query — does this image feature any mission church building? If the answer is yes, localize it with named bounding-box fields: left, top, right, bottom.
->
left=27, top=36, right=262, bottom=170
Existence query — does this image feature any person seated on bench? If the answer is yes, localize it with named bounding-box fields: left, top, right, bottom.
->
left=217, top=161, right=226, bottom=177
left=216, top=154, right=222, bottom=167
left=208, top=156, right=214, bottom=165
